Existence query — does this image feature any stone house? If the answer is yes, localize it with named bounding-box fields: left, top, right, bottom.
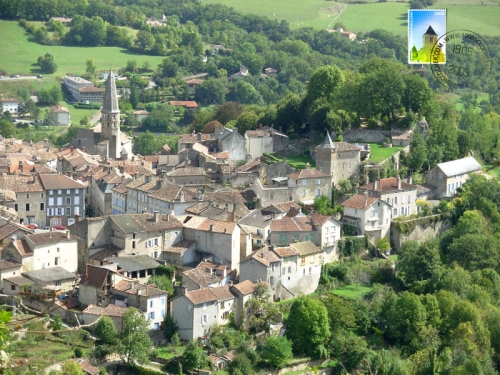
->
left=230, top=280, right=256, bottom=326
left=426, top=156, right=482, bottom=198
left=315, top=132, right=361, bottom=187
left=358, top=177, right=418, bottom=218
left=212, top=128, right=247, bottom=164
left=1, top=230, right=78, bottom=273
left=245, top=127, right=290, bottom=159
left=56, top=148, right=100, bottom=175
left=341, top=194, right=392, bottom=241
left=89, top=167, right=126, bottom=217
left=163, top=240, right=197, bottom=266
left=80, top=304, right=129, bottom=331
left=50, top=105, right=70, bottom=126
left=39, top=173, right=85, bottom=227
left=0, top=259, right=22, bottom=292
left=107, top=255, right=159, bottom=282
left=78, top=264, right=129, bottom=307
left=111, top=280, right=168, bottom=330
left=185, top=78, right=203, bottom=94
left=0, top=175, right=46, bottom=227
left=78, top=86, right=104, bottom=103
left=4, top=266, right=76, bottom=296
left=182, top=260, right=232, bottom=291
left=287, top=166, right=332, bottom=205
left=171, top=284, right=237, bottom=341
left=239, top=242, right=323, bottom=301
left=111, top=177, right=132, bottom=215
left=132, top=110, right=149, bottom=122
left=178, top=133, right=212, bottom=152
left=238, top=209, right=275, bottom=248
left=0, top=220, right=33, bottom=251
left=250, top=179, right=290, bottom=208
left=165, top=167, right=209, bottom=186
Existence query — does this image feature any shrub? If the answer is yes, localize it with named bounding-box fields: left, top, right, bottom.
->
left=74, top=347, right=83, bottom=358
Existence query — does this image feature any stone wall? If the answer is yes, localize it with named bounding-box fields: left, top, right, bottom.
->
left=341, top=129, right=391, bottom=143
left=391, top=215, right=453, bottom=249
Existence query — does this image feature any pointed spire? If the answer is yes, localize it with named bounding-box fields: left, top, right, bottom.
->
left=425, top=25, right=437, bottom=36
left=318, top=131, right=335, bottom=149
left=103, top=70, right=119, bottom=113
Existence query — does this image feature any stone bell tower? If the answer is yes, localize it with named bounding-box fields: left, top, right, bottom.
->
left=100, top=70, right=121, bottom=159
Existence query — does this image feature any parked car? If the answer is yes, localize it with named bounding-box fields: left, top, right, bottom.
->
left=25, top=224, right=39, bottom=229
left=37, top=75, right=43, bottom=79
left=52, top=225, right=66, bottom=231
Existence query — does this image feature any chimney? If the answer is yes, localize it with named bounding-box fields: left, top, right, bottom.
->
left=373, top=180, right=378, bottom=191
left=364, top=195, right=368, bottom=208
left=209, top=199, right=214, bottom=207
left=210, top=224, right=214, bottom=232
left=141, top=160, right=145, bottom=166
left=305, top=162, right=310, bottom=169
left=154, top=211, right=160, bottom=223
left=268, top=244, right=274, bottom=252
left=397, top=175, right=402, bottom=190
left=259, top=252, right=264, bottom=258
left=119, top=166, right=124, bottom=174
left=407, top=175, right=412, bottom=184
left=157, top=180, right=164, bottom=189
left=232, top=210, right=236, bottom=223
left=181, top=286, right=187, bottom=295
left=66, top=230, right=70, bottom=239
left=180, top=190, right=185, bottom=203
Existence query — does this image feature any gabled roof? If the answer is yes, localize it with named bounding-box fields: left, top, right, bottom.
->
left=231, top=280, right=256, bottom=296
left=269, top=216, right=315, bottom=232
left=425, top=25, right=437, bottom=35
left=291, top=241, right=321, bottom=256
left=0, top=258, right=21, bottom=270
left=179, top=133, right=212, bottom=144
left=0, top=175, right=44, bottom=192
left=184, top=284, right=235, bottom=305
left=24, top=267, right=76, bottom=283
left=167, top=167, right=206, bottom=176
left=39, top=174, right=85, bottom=190
left=26, top=231, right=77, bottom=245
left=114, top=280, right=167, bottom=297
left=80, top=265, right=110, bottom=288
left=0, top=222, right=32, bottom=240
left=164, top=240, right=196, bottom=254
left=317, top=131, right=335, bottom=149
left=241, top=246, right=281, bottom=267
left=183, top=268, right=223, bottom=288
left=436, top=156, right=482, bottom=177
left=287, top=168, right=329, bottom=179
left=78, top=86, right=104, bottom=93
left=359, top=177, right=417, bottom=193
left=108, top=255, right=159, bottom=272
left=342, top=194, right=379, bottom=210
left=84, top=303, right=128, bottom=317
left=273, top=246, right=300, bottom=258
left=169, top=101, right=198, bottom=108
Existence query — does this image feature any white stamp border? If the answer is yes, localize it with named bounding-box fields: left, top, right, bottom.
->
left=408, top=8, right=447, bottom=65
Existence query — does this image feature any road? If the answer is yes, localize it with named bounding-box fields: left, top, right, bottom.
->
left=0, top=76, right=38, bottom=81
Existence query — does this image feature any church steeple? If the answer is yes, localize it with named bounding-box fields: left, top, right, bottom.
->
left=318, top=131, right=335, bottom=149
left=103, top=70, right=119, bottom=113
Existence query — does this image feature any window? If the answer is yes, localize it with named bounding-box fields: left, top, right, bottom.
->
left=309, top=267, right=312, bottom=274
left=57, top=190, right=62, bottom=195
left=303, top=269, right=306, bottom=275
left=57, top=197, right=62, bottom=206
left=47, top=208, right=53, bottom=216
left=26, top=204, right=30, bottom=211
left=394, top=197, right=398, bottom=204
left=161, top=309, right=165, bottom=318
left=149, top=312, right=155, bottom=320
left=316, top=178, right=321, bottom=185
left=154, top=238, right=158, bottom=246
left=65, top=207, right=71, bottom=216
left=393, top=209, right=397, bottom=216
left=150, top=300, right=153, bottom=308
left=154, top=322, right=160, bottom=330
left=74, top=206, right=79, bottom=215
left=41, top=193, right=44, bottom=198
left=288, top=267, right=291, bottom=273
left=316, top=188, right=321, bottom=197
left=57, top=247, right=59, bottom=252
left=57, top=208, right=62, bottom=215
left=49, top=190, right=53, bottom=195
left=132, top=241, right=136, bottom=249
left=282, top=268, right=285, bottom=275
left=302, top=189, right=306, bottom=197
left=48, top=198, right=54, bottom=206
left=310, top=255, right=315, bottom=263
left=55, top=280, right=61, bottom=286
left=203, top=303, right=207, bottom=310
left=302, top=179, right=307, bottom=186
left=26, top=194, right=30, bottom=199
left=221, top=301, right=225, bottom=308
left=40, top=203, right=44, bottom=210
left=66, top=189, right=70, bottom=194
left=354, top=209, right=357, bottom=214
left=203, top=315, right=207, bottom=323
left=301, top=257, right=305, bottom=265
left=408, top=195, right=411, bottom=203
left=74, top=196, right=80, bottom=205
left=55, top=257, right=59, bottom=265
left=66, top=197, right=71, bottom=205
left=279, top=234, right=286, bottom=243
left=371, top=208, right=376, bottom=217
left=161, top=298, right=165, bottom=305
left=10, top=285, right=15, bottom=291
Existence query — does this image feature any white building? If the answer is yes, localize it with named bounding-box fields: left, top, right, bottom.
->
left=50, top=105, right=71, bottom=126
left=64, top=76, right=93, bottom=101
left=0, top=98, right=20, bottom=114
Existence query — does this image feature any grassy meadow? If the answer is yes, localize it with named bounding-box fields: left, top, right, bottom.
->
left=367, top=143, right=404, bottom=163
left=200, top=0, right=500, bottom=36
left=0, top=20, right=164, bottom=76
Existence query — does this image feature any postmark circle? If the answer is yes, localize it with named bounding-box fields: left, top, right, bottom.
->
left=430, top=29, right=491, bottom=90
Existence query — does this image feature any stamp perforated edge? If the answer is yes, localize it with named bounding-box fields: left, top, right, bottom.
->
left=408, top=9, right=447, bottom=65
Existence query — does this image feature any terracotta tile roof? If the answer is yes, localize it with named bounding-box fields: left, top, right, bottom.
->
left=169, top=101, right=198, bottom=108
left=185, top=79, right=204, bottom=84
left=84, top=303, right=129, bottom=317
left=13, top=239, right=33, bottom=257
left=196, top=218, right=237, bottom=234
left=342, top=194, right=378, bottom=210
left=212, top=151, right=229, bottom=159
left=0, top=175, right=44, bottom=192
left=114, top=280, right=167, bottom=297
left=167, top=167, right=206, bottom=176
left=88, top=245, right=122, bottom=261
left=179, top=133, right=212, bottom=144
left=132, top=213, right=183, bottom=231
left=26, top=231, right=78, bottom=245
left=0, top=222, right=31, bottom=240
left=309, top=212, right=331, bottom=226
left=291, top=241, right=321, bottom=256
left=237, top=158, right=263, bottom=172
left=0, top=258, right=21, bottom=270
left=184, top=288, right=218, bottom=305
left=287, top=168, right=329, bottom=179
left=75, top=359, right=100, bottom=375
left=144, top=155, right=159, bottom=163
left=149, top=185, right=199, bottom=203
left=358, top=177, right=417, bottom=193
left=80, top=265, right=109, bottom=288
left=183, top=268, right=223, bottom=288
left=246, top=127, right=287, bottom=138
left=269, top=216, right=314, bottom=232
left=204, top=190, right=255, bottom=204
left=78, top=86, right=104, bottom=92
left=39, top=174, right=85, bottom=190
left=231, top=280, right=256, bottom=296
left=133, top=110, right=149, bottom=115
left=164, top=240, right=196, bottom=254
left=242, top=246, right=280, bottom=267
left=264, top=201, right=301, bottom=214
left=210, top=285, right=233, bottom=301
left=273, top=246, right=300, bottom=258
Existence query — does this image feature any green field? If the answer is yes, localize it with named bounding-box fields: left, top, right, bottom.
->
left=367, top=143, right=403, bottom=163
left=200, top=0, right=500, bottom=36
left=264, top=153, right=316, bottom=169
left=0, top=20, right=165, bottom=76
left=332, top=284, right=373, bottom=299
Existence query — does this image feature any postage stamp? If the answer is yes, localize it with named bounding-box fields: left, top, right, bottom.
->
left=408, top=9, right=447, bottom=64
left=431, top=29, right=491, bottom=90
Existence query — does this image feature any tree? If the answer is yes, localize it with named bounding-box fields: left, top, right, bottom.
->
left=213, top=102, right=245, bottom=125
left=376, top=237, right=391, bottom=253
left=60, top=360, right=84, bottom=375
left=202, top=120, right=223, bottom=134
left=159, top=59, right=178, bottom=78
left=37, top=53, right=57, bottom=74
left=126, top=60, right=137, bottom=73
left=228, top=354, right=253, bottom=375
left=182, top=340, right=205, bottom=372
left=118, top=308, right=153, bottom=364
left=0, top=119, right=16, bottom=138
left=259, top=336, right=293, bottom=369
left=235, top=112, right=258, bottom=134
left=142, top=107, right=173, bottom=132
left=147, top=275, right=174, bottom=295
left=195, top=78, right=228, bottom=105
left=94, top=316, right=118, bottom=345
left=86, top=58, right=96, bottom=78
left=163, top=313, right=178, bottom=342
left=285, top=296, right=330, bottom=359
left=306, top=65, right=345, bottom=106
left=320, top=294, right=356, bottom=332
left=134, top=30, right=155, bottom=52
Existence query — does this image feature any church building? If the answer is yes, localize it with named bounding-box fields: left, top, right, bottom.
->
left=73, top=71, right=133, bottom=159
left=410, top=25, right=445, bottom=63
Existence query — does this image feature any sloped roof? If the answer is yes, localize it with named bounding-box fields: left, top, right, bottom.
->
left=0, top=259, right=21, bottom=270
left=241, top=246, right=280, bottom=267
left=317, top=132, right=334, bottom=149
left=359, top=177, right=417, bottom=193
left=270, top=216, right=315, bottom=232
left=164, top=240, right=196, bottom=254
left=231, top=280, right=256, bottom=296
left=273, top=246, right=300, bottom=258
left=183, top=268, right=223, bottom=288
left=39, top=174, right=85, bottom=190
left=26, top=231, right=78, bottom=245
left=184, top=288, right=219, bottom=305
left=24, top=267, right=76, bottom=283
left=425, top=25, right=437, bottom=35
left=103, top=70, right=119, bottom=113
left=114, top=280, right=167, bottom=297
left=288, top=168, right=329, bottom=179
left=436, top=156, right=482, bottom=177
left=291, top=241, right=321, bottom=256
left=0, top=175, right=44, bottom=193
left=108, top=255, right=159, bottom=272
left=342, top=194, right=379, bottom=210
left=169, top=101, right=198, bottom=108
left=80, top=265, right=109, bottom=288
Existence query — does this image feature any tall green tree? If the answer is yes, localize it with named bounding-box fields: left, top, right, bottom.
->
left=94, top=315, right=118, bottom=345
left=182, top=340, right=205, bottom=372
left=306, top=65, right=345, bottom=106
left=37, top=53, right=57, bottom=74
left=259, top=336, right=293, bottom=369
left=118, top=308, right=153, bottom=364
left=86, top=58, right=96, bottom=78
left=285, top=296, right=330, bottom=359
